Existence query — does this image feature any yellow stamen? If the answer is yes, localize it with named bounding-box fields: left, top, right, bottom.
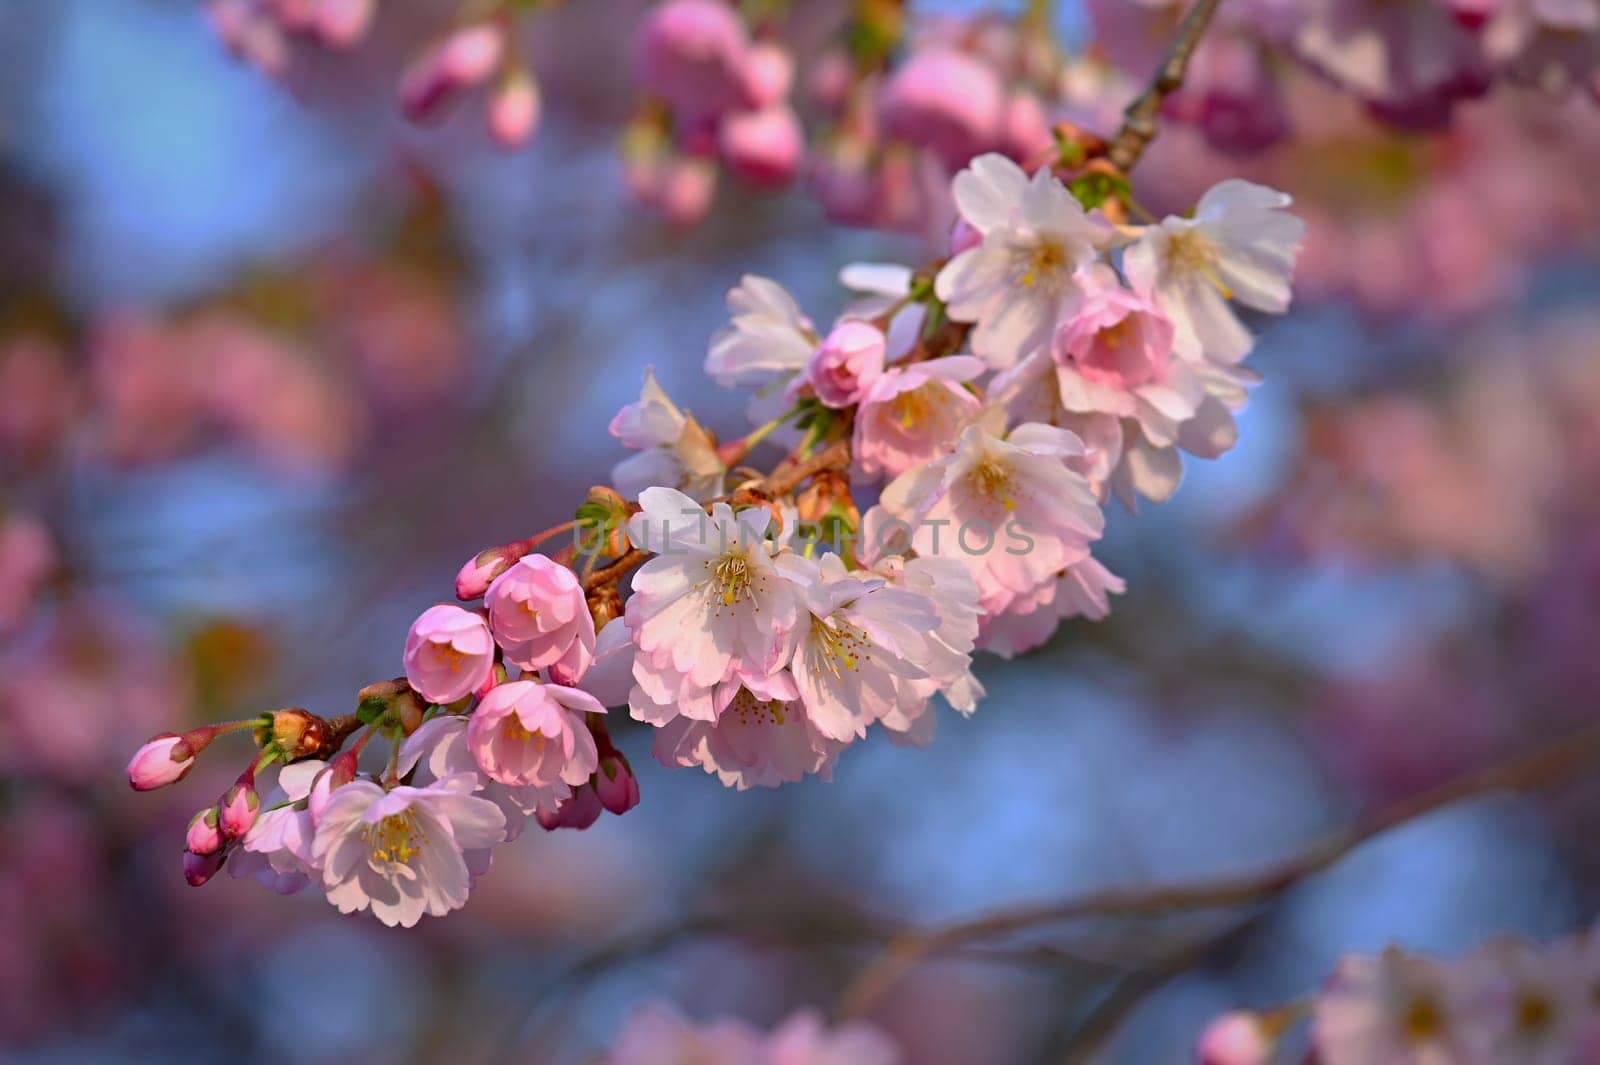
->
left=1021, top=240, right=1066, bottom=287
left=363, top=810, right=425, bottom=865
left=970, top=457, right=1017, bottom=511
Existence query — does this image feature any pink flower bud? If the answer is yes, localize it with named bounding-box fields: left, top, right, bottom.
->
left=536, top=781, right=603, bottom=831
left=399, top=23, right=506, bottom=123
left=219, top=776, right=260, bottom=838
left=488, top=67, right=541, bottom=148
left=309, top=751, right=358, bottom=823
left=185, top=807, right=224, bottom=856
left=632, top=0, right=751, bottom=121
left=718, top=105, right=803, bottom=188
left=183, top=848, right=224, bottom=887
left=807, top=320, right=887, bottom=408
left=594, top=753, right=641, bottom=815
left=1197, top=1011, right=1271, bottom=1065
left=739, top=42, right=793, bottom=109
left=878, top=47, right=1003, bottom=170
left=455, top=539, right=533, bottom=601
left=127, top=734, right=196, bottom=791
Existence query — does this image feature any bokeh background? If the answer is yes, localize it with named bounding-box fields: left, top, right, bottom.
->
left=3, top=1, right=1599, bottom=1062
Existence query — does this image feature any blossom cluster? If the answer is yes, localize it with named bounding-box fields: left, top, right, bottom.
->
left=1199, top=930, right=1600, bottom=1065
left=126, top=145, right=1303, bottom=927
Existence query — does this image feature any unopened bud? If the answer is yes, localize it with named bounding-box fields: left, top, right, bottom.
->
left=183, top=848, right=225, bottom=887
left=536, top=782, right=603, bottom=831
left=185, top=807, right=224, bottom=856
left=310, top=751, right=359, bottom=823
left=399, top=22, right=506, bottom=122
left=357, top=678, right=428, bottom=735
left=576, top=486, right=630, bottom=556
left=456, top=539, right=533, bottom=600
left=262, top=707, right=327, bottom=761
left=127, top=732, right=203, bottom=791
left=219, top=776, right=260, bottom=839
left=488, top=65, right=540, bottom=148
left=593, top=753, right=641, bottom=815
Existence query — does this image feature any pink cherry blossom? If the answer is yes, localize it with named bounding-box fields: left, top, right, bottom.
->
left=1054, top=274, right=1177, bottom=392
left=403, top=604, right=494, bottom=705
left=624, top=488, right=800, bottom=723
left=853, top=356, right=985, bottom=479
left=807, top=320, right=887, bottom=408
left=781, top=553, right=940, bottom=743
left=609, top=367, right=726, bottom=501
left=651, top=672, right=844, bottom=789
left=485, top=556, right=596, bottom=677
left=398, top=714, right=567, bottom=840
left=936, top=154, right=1116, bottom=369
left=311, top=777, right=505, bottom=927
left=978, top=556, right=1126, bottom=658
left=881, top=419, right=1105, bottom=615
left=468, top=680, right=604, bottom=788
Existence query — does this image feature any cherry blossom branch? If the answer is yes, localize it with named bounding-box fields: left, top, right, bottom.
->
left=834, top=721, right=1600, bottom=1019
left=1105, top=0, right=1226, bottom=172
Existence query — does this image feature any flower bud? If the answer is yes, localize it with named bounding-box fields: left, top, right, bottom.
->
left=1197, top=1011, right=1271, bottom=1065
left=719, top=105, right=803, bottom=188
left=185, top=807, right=225, bottom=856
left=127, top=733, right=197, bottom=791
left=536, top=782, right=603, bottom=831
left=219, top=775, right=260, bottom=839
left=806, top=319, right=887, bottom=408
left=594, top=752, right=641, bottom=815
left=633, top=0, right=750, bottom=122
left=358, top=678, right=429, bottom=735
left=183, top=848, right=225, bottom=887
left=455, top=539, right=534, bottom=601
left=310, top=751, right=359, bottom=823
left=878, top=47, right=1003, bottom=170
left=263, top=707, right=327, bottom=761
left=399, top=22, right=506, bottom=123
left=488, top=65, right=541, bottom=148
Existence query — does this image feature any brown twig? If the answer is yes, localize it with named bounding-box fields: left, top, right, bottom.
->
left=834, top=722, right=1600, bottom=1019
left=1105, top=0, right=1226, bottom=172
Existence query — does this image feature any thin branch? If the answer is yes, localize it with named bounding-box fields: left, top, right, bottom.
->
left=834, top=722, right=1600, bottom=1019
left=1106, top=0, right=1226, bottom=172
